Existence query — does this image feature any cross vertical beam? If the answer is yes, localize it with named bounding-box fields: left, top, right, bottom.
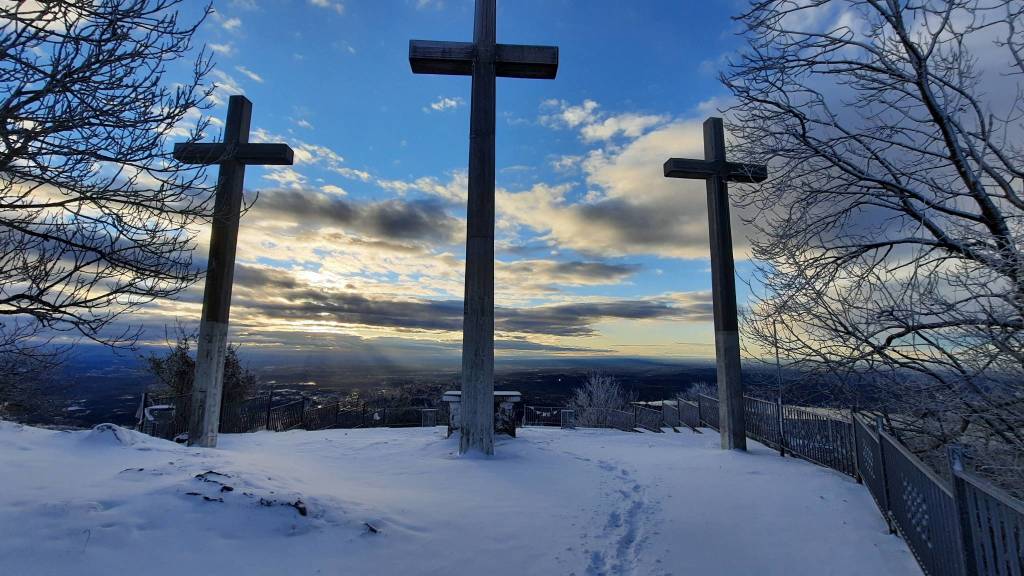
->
left=173, top=95, right=293, bottom=448
left=410, top=0, right=558, bottom=455
left=664, top=117, right=768, bottom=451
left=462, top=0, right=498, bottom=457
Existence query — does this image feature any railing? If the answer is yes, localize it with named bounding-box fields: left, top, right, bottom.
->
left=302, top=402, right=340, bottom=431
left=574, top=407, right=636, bottom=431
left=743, top=396, right=782, bottom=450
left=663, top=402, right=680, bottom=427
left=384, top=407, right=423, bottom=428
left=138, top=392, right=453, bottom=438
left=220, top=395, right=271, bottom=433
left=782, top=405, right=856, bottom=477
left=139, top=392, right=191, bottom=440
left=688, top=396, right=1024, bottom=576
left=560, top=409, right=576, bottom=429
left=268, top=400, right=305, bottom=432
left=679, top=400, right=700, bottom=430
left=697, top=394, right=719, bottom=431
left=634, top=405, right=664, bottom=433
left=523, top=405, right=564, bottom=427
left=421, top=409, right=439, bottom=427
left=952, top=454, right=1024, bottom=576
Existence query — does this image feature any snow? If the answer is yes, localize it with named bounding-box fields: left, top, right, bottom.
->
left=0, top=421, right=922, bottom=576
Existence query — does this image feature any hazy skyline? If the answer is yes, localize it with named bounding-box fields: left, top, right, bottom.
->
left=119, top=0, right=760, bottom=364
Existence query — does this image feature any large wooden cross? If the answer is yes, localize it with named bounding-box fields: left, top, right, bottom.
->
left=410, top=0, right=558, bottom=455
left=664, top=117, right=767, bottom=451
left=173, top=95, right=293, bottom=448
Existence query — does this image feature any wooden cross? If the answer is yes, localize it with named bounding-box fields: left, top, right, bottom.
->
left=173, top=95, right=293, bottom=448
left=664, top=117, right=767, bottom=451
left=410, top=0, right=558, bottom=455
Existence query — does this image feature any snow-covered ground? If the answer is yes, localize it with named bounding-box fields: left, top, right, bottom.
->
left=1, top=421, right=921, bottom=576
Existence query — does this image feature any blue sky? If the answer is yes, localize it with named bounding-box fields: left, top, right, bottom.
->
left=143, top=0, right=759, bottom=363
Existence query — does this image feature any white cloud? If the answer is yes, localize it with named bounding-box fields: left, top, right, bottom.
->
left=580, top=113, right=669, bottom=142
left=309, top=0, right=344, bottom=15
left=541, top=99, right=668, bottom=142
left=295, top=118, right=314, bottom=130
left=321, top=184, right=347, bottom=196
left=550, top=155, right=583, bottom=172
left=540, top=99, right=600, bottom=129
left=209, top=43, right=235, bottom=56
left=262, top=167, right=307, bottom=189
left=221, top=17, right=242, bottom=31
left=416, top=0, right=443, bottom=9
left=425, top=96, right=465, bottom=113
left=235, top=65, right=264, bottom=83
left=333, top=167, right=372, bottom=182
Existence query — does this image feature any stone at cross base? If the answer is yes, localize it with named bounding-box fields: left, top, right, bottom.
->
left=173, top=95, right=294, bottom=448
left=664, top=117, right=768, bottom=451
left=410, top=0, right=559, bottom=455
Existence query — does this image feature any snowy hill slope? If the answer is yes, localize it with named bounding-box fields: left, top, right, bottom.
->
left=0, top=421, right=920, bottom=576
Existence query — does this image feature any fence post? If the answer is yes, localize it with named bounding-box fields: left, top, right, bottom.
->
left=875, top=416, right=896, bottom=534
left=776, top=395, right=786, bottom=457
left=696, top=395, right=703, bottom=427
left=264, top=388, right=274, bottom=431
left=137, top=392, right=148, bottom=431
left=947, top=445, right=978, bottom=576
left=850, top=409, right=863, bottom=484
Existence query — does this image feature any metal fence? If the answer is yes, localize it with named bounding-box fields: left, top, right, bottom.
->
left=679, top=400, right=700, bottom=430
left=952, top=452, right=1024, bottom=576
left=634, top=405, right=664, bottom=433
left=697, top=394, right=720, bottom=431
left=685, top=395, right=1024, bottom=576
left=743, top=396, right=782, bottom=450
left=560, top=409, right=576, bottom=429
left=571, top=407, right=636, bottom=431
left=854, top=416, right=965, bottom=576
left=663, top=402, right=680, bottom=427
left=138, top=390, right=449, bottom=440
left=139, top=392, right=191, bottom=440
left=523, top=405, right=564, bottom=427
left=268, top=399, right=305, bottom=432
left=782, top=405, right=857, bottom=477
left=219, top=395, right=272, bottom=433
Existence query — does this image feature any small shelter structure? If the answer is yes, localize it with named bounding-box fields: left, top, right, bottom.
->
left=442, top=391, right=521, bottom=438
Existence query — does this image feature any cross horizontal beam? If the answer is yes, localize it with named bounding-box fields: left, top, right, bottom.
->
left=409, top=40, right=558, bottom=79
left=173, top=143, right=294, bottom=166
left=663, top=158, right=768, bottom=183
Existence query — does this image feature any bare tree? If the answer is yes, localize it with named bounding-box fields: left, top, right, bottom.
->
left=724, top=0, right=1024, bottom=487
left=570, top=372, right=635, bottom=427
left=0, top=0, right=214, bottom=359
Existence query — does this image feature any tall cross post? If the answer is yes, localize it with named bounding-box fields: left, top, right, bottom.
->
left=664, top=117, right=767, bottom=451
left=410, top=0, right=558, bottom=455
left=173, top=95, right=293, bottom=448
